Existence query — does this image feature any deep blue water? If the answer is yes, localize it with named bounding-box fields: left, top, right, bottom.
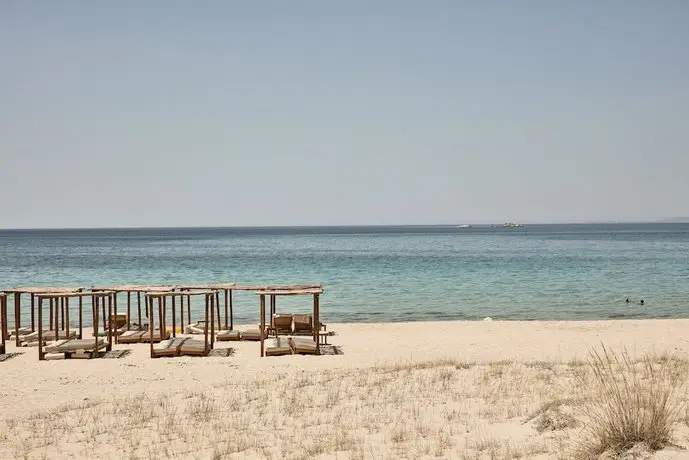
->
left=1, top=224, right=688, bottom=326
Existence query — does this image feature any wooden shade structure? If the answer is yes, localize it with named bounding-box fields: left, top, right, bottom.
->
left=179, top=283, right=235, bottom=331
left=0, top=293, right=7, bottom=354
left=178, top=283, right=323, bottom=332
left=36, top=291, right=115, bottom=360
left=256, top=287, right=324, bottom=357
left=146, top=290, right=216, bottom=358
left=236, top=283, right=323, bottom=329
left=91, top=284, right=177, bottom=333
left=3, top=287, right=83, bottom=346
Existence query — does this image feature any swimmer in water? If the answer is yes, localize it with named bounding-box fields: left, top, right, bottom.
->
left=625, top=297, right=630, bottom=303
left=640, top=299, right=645, bottom=305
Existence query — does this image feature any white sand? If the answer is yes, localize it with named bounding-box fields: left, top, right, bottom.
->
left=2, top=320, right=689, bottom=459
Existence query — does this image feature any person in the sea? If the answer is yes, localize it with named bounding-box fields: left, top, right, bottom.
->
left=625, top=297, right=630, bottom=303
left=640, top=299, right=645, bottom=305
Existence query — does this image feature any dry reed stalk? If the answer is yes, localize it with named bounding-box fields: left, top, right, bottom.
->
left=574, top=344, right=686, bottom=459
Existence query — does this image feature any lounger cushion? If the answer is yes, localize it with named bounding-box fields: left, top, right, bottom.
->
left=45, top=338, right=106, bottom=353
left=185, top=321, right=207, bottom=334
left=273, top=314, right=293, bottom=332
left=290, top=337, right=318, bottom=354
left=241, top=328, right=265, bottom=341
left=217, top=330, right=241, bottom=341
left=265, top=337, right=291, bottom=356
left=23, top=330, right=78, bottom=343
left=293, top=314, right=312, bottom=332
left=179, top=339, right=208, bottom=355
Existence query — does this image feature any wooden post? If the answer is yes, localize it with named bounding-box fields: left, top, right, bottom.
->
left=1, top=295, right=7, bottom=354
left=314, top=293, right=320, bottom=353
left=49, top=297, right=53, bottom=332
left=187, top=294, right=191, bottom=325
left=126, top=292, right=131, bottom=331
left=171, top=295, right=176, bottom=337
left=53, top=298, right=59, bottom=342
left=101, top=296, right=106, bottom=332
left=180, top=294, right=185, bottom=334
left=223, top=290, right=229, bottom=330
left=113, top=291, right=118, bottom=336
left=107, top=294, right=113, bottom=352
left=229, top=290, right=234, bottom=330
left=259, top=294, right=265, bottom=357
left=270, top=295, right=276, bottom=328
left=14, top=293, right=21, bottom=347
left=163, top=296, right=168, bottom=339
left=93, top=296, right=98, bottom=336
left=137, top=292, right=143, bottom=327
left=93, top=294, right=99, bottom=343
left=65, top=297, right=70, bottom=337
left=214, top=291, right=220, bottom=330
left=107, top=294, right=113, bottom=350
left=159, top=297, right=164, bottom=343
left=61, top=297, right=65, bottom=331
left=30, top=293, right=35, bottom=332
left=204, top=294, right=210, bottom=353
left=210, top=293, right=215, bottom=349
left=149, top=296, right=154, bottom=358
left=38, top=296, right=44, bottom=360
left=78, top=295, right=83, bottom=339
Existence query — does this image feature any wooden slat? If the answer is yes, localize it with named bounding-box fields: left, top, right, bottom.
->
left=146, top=290, right=217, bottom=297
left=255, top=288, right=324, bottom=296
left=4, top=287, right=83, bottom=294
left=180, top=283, right=236, bottom=290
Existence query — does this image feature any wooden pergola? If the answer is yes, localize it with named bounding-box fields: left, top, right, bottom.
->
left=179, top=283, right=323, bottom=332
left=91, top=284, right=177, bottom=332
left=0, top=293, right=6, bottom=354
left=237, top=283, right=323, bottom=329
left=36, top=291, right=115, bottom=360
left=146, top=290, right=216, bottom=358
left=3, top=287, right=83, bottom=346
left=257, top=286, right=323, bottom=357
left=179, top=283, right=235, bottom=331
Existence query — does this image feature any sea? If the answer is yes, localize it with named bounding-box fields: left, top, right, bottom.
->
left=1, top=223, right=688, bottom=326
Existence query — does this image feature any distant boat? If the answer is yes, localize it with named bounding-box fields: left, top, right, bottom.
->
left=457, top=224, right=472, bottom=228
left=502, top=221, right=523, bottom=228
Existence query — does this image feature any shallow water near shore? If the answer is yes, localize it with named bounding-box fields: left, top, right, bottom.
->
left=1, top=223, right=688, bottom=326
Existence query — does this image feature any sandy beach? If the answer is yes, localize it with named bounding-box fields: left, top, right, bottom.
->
left=2, top=319, right=689, bottom=459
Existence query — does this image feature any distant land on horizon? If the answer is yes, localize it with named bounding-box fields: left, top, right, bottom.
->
left=656, top=217, right=689, bottom=223
left=2, top=219, right=689, bottom=231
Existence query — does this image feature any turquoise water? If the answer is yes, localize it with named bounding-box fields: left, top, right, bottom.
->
left=1, top=224, right=688, bottom=326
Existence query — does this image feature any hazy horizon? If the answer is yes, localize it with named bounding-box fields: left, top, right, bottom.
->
left=2, top=218, right=689, bottom=232
left=2, top=2, right=688, bottom=228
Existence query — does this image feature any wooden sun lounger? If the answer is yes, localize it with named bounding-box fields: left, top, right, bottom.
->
left=152, top=337, right=188, bottom=358
left=216, top=330, right=241, bottom=341
left=289, top=336, right=319, bottom=355
left=44, top=338, right=109, bottom=358
left=21, top=329, right=78, bottom=345
left=273, top=314, right=293, bottom=334
left=116, top=324, right=147, bottom=335
left=179, top=339, right=210, bottom=356
left=265, top=337, right=292, bottom=356
left=117, top=331, right=147, bottom=343
left=240, top=328, right=265, bottom=341
left=8, top=326, right=31, bottom=338
left=118, top=329, right=169, bottom=343
left=293, top=314, right=327, bottom=334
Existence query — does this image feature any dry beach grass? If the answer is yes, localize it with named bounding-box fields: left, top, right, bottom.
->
left=3, top=344, right=689, bottom=460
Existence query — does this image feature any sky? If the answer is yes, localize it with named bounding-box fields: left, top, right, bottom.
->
left=1, top=1, right=688, bottom=228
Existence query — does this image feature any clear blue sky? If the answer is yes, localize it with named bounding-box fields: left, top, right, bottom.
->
left=1, top=1, right=688, bottom=228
